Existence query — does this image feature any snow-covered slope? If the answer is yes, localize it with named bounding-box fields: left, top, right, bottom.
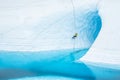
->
left=80, top=0, right=120, bottom=65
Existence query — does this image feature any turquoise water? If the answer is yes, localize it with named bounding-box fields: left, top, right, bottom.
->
left=0, top=49, right=91, bottom=79
left=0, top=49, right=120, bottom=80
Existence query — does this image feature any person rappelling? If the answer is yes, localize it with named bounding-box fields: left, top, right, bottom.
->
left=72, top=33, right=78, bottom=39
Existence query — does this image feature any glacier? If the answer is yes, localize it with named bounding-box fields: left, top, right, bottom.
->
left=80, top=0, right=120, bottom=65
left=0, top=0, right=120, bottom=80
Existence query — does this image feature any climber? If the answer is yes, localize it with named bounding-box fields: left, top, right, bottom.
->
left=72, top=33, right=78, bottom=39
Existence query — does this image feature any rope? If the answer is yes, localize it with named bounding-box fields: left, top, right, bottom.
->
left=71, top=0, right=77, bottom=30
left=71, top=0, right=77, bottom=50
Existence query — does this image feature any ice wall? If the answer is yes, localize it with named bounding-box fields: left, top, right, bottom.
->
left=80, top=0, right=120, bottom=65
left=0, top=0, right=101, bottom=51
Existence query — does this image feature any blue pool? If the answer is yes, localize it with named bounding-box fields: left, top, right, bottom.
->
left=0, top=49, right=120, bottom=80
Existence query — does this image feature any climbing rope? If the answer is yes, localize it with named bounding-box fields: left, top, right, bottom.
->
left=71, top=0, right=77, bottom=50
left=71, top=0, right=77, bottom=30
